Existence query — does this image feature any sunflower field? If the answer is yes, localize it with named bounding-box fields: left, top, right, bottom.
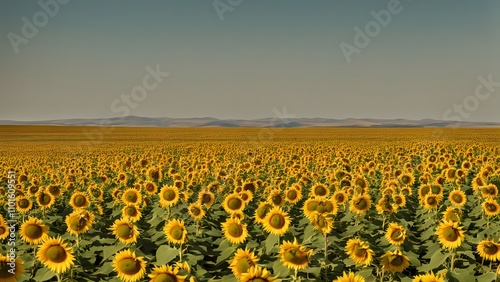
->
left=1, top=126, right=500, bottom=282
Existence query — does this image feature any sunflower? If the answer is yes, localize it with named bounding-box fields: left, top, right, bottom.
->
left=442, top=207, right=461, bottom=223
left=279, top=238, right=312, bottom=271
left=482, top=199, right=500, bottom=216
left=285, top=187, right=302, bottom=204
left=110, top=218, right=139, bottom=244
left=164, top=219, right=187, bottom=245
left=311, top=183, right=329, bottom=199
left=418, top=185, right=431, bottom=199
left=229, top=248, right=259, bottom=279
left=159, top=186, right=180, bottom=208
left=222, top=194, right=245, bottom=214
left=413, top=271, right=446, bottom=282
left=422, top=194, right=442, bottom=210
left=0, top=253, right=24, bottom=282
left=436, top=220, right=465, bottom=250
left=400, top=186, right=412, bottom=196
left=242, top=182, right=257, bottom=193
left=122, top=204, right=142, bottom=222
left=198, top=189, right=215, bottom=207
left=122, top=188, right=142, bottom=205
left=345, top=238, right=374, bottom=266
left=385, top=223, right=406, bottom=246
left=303, top=198, right=320, bottom=219
left=262, top=207, right=291, bottom=236
left=222, top=218, right=249, bottom=245
left=333, top=190, right=349, bottom=205
left=315, top=199, right=338, bottom=215
left=20, top=217, right=49, bottom=245
left=310, top=212, right=333, bottom=234
left=0, top=215, right=9, bottom=240
left=380, top=249, right=410, bottom=273
left=267, top=189, right=285, bottom=207
left=477, top=240, right=500, bottom=261
left=449, top=189, right=466, bottom=207
left=239, top=190, right=253, bottom=204
left=16, top=196, right=33, bottom=213
left=113, top=249, right=146, bottom=282
left=148, top=264, right=186, bottom=282
left=481, top=184, right=499, bottom=198
left=349, top=194, right=371, bottom=215
left=188, top=203, right=205, bottom=221
left=254, top=202, right=273, bottom=224
left=333, top=271, right=366, bottom=282
left=36, top=190, right=55, bottom=209
left=393, top=193, right=406, bottom=208
left=239, top=266, right=279, bottom=282
left=65, top=210, right=94, bottom=236
left=144, top=181, right=158, bottom=195
left=47, top=185, right=62, bottom=198
left=69, top=191, right=90, bottom=210
left=37, top=237, right=75, bottom=273
left=399, top=173, right=415, bottom=186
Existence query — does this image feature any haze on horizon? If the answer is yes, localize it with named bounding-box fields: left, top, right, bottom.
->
left=1, top=0, right=499, bottom=122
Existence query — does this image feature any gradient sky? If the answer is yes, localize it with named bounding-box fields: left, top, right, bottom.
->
left=1, top=0, right=499, bottom=121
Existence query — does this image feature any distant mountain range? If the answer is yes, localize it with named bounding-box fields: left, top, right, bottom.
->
left=1, top=116, right=499, bottom=128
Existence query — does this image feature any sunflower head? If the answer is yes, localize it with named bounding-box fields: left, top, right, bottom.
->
left=122, top=188, right=142, bottom=205
left=345, top=238, right=374, bottom=266
left=279, top=238, right=312, bottom=271
left=349, top=194, right=371, bottom=215
left=20, top=217, right=49, bottom=245
left=223, top=194, right=245, bottom=214
left=164, top=219, right=187, bottom=245
left=113, top=249, right=146, bottom=282
left=483, top=200, right=500, bottom=216
left=449, top=189, right=466, bottom=207
left=148, top=264, right=186, bottom=282
left=239, top=265, right=279, bottom=282
left=36, top=237, right=75, bottom=274
left=222, top=218, right=248, bottom=245
left=477, top=240, right=500, bottom=261
left=69, top=192, right=89, bottom=209
left=66, top=210, right=94, bottom=236
left=255, top=202, right=273, bottom=223
left=198, top=190, right=215, bottom=207
left=159, top=186, right=180, bottom=208
left=380, top=249, right=410, bottom=273
left=311, top=184, right=329, bottom=199
left=385, top=223, right=406, bottom=246
left=188, top=203, right=205, bottom=221
left=262, top=207, right=291, bottom=236
left=333, top=271, right=366, bottom=282
left=229, top=248, right=259, bottom=279
left=110, top=218, right=139, bottom=244
left=16, top=196, right=33, bottom=213
left=0, top=253, right=24, bottom=282
left=436, top=220, right=465, bottom=250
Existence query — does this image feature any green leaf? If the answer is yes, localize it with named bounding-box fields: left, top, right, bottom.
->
left=216, top=245, right=236, bottom=264
left=102, top=244, right=126, bottom=261
left=155, top=245, right=178, bottom=265
left=265, top=234, right=279, bottom=254
left=302, top=266, right=322, bottom=277
left=418, top=251, right=449, bottom=272
left=94, top=261, right=114, bottom=275
left=272, top=260, right=291, bottom=278
left=33, top=267, right=56, bottom=281
left=475, top=272, right=496, bottom=282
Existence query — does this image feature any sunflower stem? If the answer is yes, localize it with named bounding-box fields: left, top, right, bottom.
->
left=380, top=268, right=385, bottom=281
left=450, top=251, right=456, bottom=271
left=56, top=273, right=62, bottom=282
left=179, top=243, right=183, bottom=262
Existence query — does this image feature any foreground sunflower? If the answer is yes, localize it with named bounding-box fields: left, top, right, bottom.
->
left=198, top=189, right=215, bottom=207
left=333, top=271, right=366, bottom=282
left=69, top=191, right=90, bottom=210
left=113, top=249, right=146, bottom=282
left=239, top=266, right=279, bottom=282
left=349, top=194, right=371, bottom=215
left=436, top=220, right=465, bottom=250
left=159, top=186, right=180, bottom=208
left=311, top=183, right=330, bottom=199
left=413, top=271, right=446, bottom=282
left=222, top=217, right=249, bottom=245
left=345, top=238, right=374, bottom=266
left=449, top=189, right=466, bottom=207
left=16, top=196, right=33, bottom=213
left=303, top=198, right=320, bottom=219
left=122, top=188, right=142, bottom=205
left=310, top=212, right=333, bottom=234
left=188, top=203, right=205, bottom=221
left=385, top=223, right=406, bottom=246
left=482, top=199, right=500, bottom=216
left=65, top=210, right=95, bottom=236
left=262, top=207, right=291, bottom=236
left=37, top=237, right=75, bottom=274
left=229, top=248, right=259, bottom=279
left=110, top=218, right=140, bottom=244
left=477, top=240, right=500, bottom=261
left=36, top=190, right=56, bottom=209
left=442, top=207, right=461, bottom=223
left=223, top=193, right=246, bottom=214
left=380, top=249, right=410, bottom=273
left=122, top=204, right=142, bottom=222
left=148, top=264, right=186, bottom=282
left=164, top=219, right=187, bottom=245
left=279, top=238, right=313, bottom=271
left=20, top=217, right=49, bottom=245
left=0, top=253, right=25, bottom=282
left=0, top=215, right=8, bottom=240
left=285, top=186, right=302, bottom=204
left=254, top=202, right=273, bottom=224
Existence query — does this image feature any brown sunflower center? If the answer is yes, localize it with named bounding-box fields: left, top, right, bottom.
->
left=190, top=207, right=201, bottom=216
left=0, top=227, right=5, bottom=235
left=46, top=245, right=68, bottom=263
left=227, top=223, right=243, bottom=237
left=240, top=193, right=249, bottom=201
left=74, top=195, right=87, bottom=207
left=152, top=273, right=179, bottom=282
left=325, top=202, right=334, bottom=213
left=271, top=195, right=283, bottom=206
left=452, top=193, right=463, bottom=203
left=236, top=258, right=253, bottom=274
left=306, top=201, right=318, bottom=212
left=38, top=193, right=51, bottom=205
left=202, top=193, right=212, bottom=204
left=25, top=224, right=43, bottom=239
left=163, top=190, right=175, bottom=201
left=283, top=249, right=309, bottom=266
left=395, top=196, right=403, bottom=205
left=355, top=198, right=367, bottom=210
left=125, top=192, right=138, bottom=203
left=314, top=186, right=327, bottom=196
left=426, top=197, right=437, bottom=206
left=442, top=226, right=459, bottom=242
left=420, top=186, right=430, bottom=196
left=170, top=226, right=184, bottom=240
left=228, top=198, right=242, bottom=210
left=335, top=194, right=345, bottom=202
left=269, top=214, right=286, bottom=229
left=353, top=245, right=367, bottom=258
left=19, top=199, right=30, bottom=208
left=116, top=224, right=132, bottom=239
left=484, top=242, right=498, bottom=255
left=401, top=176, right=410, bottom=184
left=390, top=230, right=404, bottom=241
left=126, top=207, right=137, bottom=217
left=118, top=258, right=141, bottom=275
left=487, top=203, right=498, bottom=212
left=145, top=184, right=155, bottom=192
left=390, top=255, right=405, bottom=266
left=256, top=206, right=269, bottom=219
left=287, top=190, right=297, bottom=200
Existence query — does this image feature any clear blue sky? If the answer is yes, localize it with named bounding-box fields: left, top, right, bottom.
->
left=1, top=0, right=499, bottom=121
